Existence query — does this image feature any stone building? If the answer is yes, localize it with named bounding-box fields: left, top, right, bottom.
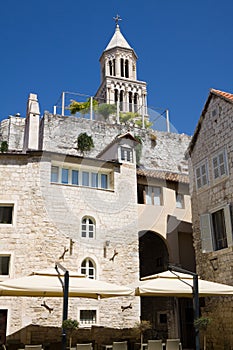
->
left=0, top=22, right=194, bottom=348
left=186, top=88, right=233, bottom=349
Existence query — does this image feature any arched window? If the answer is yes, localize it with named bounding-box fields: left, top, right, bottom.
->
left=125, top=59, right=129, bottom=78
left=81, top=217, right=95, bottom=238
left=81, top=258, right=96, bottom=279
left=109, top=60, right=113, bottom=76
left=134, top=93, right=138, bottom=108
left=120, top=58, right=124, bottom=77
left=120, top=90, right=124, bottom=111
left=114, top=89, right=118, bottom=103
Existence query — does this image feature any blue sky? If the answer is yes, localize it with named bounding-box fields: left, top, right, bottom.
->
left=1, top=0, right=233, bottom=135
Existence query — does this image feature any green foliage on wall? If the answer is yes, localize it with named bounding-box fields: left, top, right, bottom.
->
left=0, top=141, right=8, bottom=153
left=76, top=132, right=94, bottom=155
left=134, top=135, right=143, bottom=165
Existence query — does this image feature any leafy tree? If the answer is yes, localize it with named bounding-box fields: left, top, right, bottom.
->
left=119, top=112, right=139, bottom=123
left=69, top=98, right=98, bottom=115
left=135, top=119, right=153, bottom=129
left=97, top=103, right=117, bottom=120
left=0, top=141, right=8, bottom=153
left=62, top=319, right=79, bottom=348
left=135, top=320, right=152, bottom=350
left=76, top=133, right=94, bottom=155
left=194, top=317, right=211, bottom=350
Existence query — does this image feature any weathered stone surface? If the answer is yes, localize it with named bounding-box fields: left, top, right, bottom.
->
left=188, top=92, right=233, bottom=348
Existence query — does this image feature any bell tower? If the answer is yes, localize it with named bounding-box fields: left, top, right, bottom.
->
left=95, top=16, right=147, bottom=116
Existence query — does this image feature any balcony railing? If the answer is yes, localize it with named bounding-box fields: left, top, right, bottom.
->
left=52, top=91, right=177, bottom=133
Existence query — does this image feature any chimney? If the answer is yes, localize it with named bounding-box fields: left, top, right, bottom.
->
left=23, top=93, right=40, bottom=150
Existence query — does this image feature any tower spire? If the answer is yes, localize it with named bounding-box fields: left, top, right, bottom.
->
left=113, top=14, right=122, bottom=27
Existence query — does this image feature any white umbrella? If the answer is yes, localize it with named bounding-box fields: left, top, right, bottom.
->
left=133, top=270, right=233, bottom=297
left=0, top=268, right=134, bottom=298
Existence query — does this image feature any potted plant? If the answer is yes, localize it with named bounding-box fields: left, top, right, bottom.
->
left=194, top=316, right=211, bottom=350
left=135, top=320, right=152, bottom=350
left=62, top=318, right=79, bottom=349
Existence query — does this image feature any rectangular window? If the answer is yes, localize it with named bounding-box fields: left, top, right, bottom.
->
left=121, top=147, right=133, bottom=162
left=0, top=256, right=10, bottom=275
left=81, top=223, right=87, bottom=238
left=82, top=172, right=89, bottom=186
left=176, top=193, right=184, bottom=208
left=212, top=150, right=228, bottom=180
left=212, top=209, right=228, bottom=250
left=72, top=170, right=79, bottom=185
left=0, top=206, right=13, bottom=224
left=91, top=173, right=98, bottom=188
left=51, top=166, right=59, bottom=183
left=51, top=165, right=110, bottom=190
left=157, top=312, right=168, bottom=325
left=195, top=161, right=208, bottom=189
left=79, top=310, right=97, bottom=325
left=61, top=168, right=69, bottom=184
left=100, top=174, right=108, bottom=189
left=200, top=205, right=232, bottom=252
left=145, top=186, right=162, bottom=205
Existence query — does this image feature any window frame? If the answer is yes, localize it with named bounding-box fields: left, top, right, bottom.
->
left=195, top=160, right=209, bottom=190
left=176, top=193, right=185, bottom=209
left=81, top=217, right=95, bottom=239
left=81, top=258, right=96, bottom=279
left=50, top=163, right=111, bottom=190
left=78, top=308, right=98, bottom=327
left=200, top=204, right=232, bottom=252
left=0, top=253, right=12, bottom=280
left=212, top=148, right=228, bottom=181
left=0, top=202, right=15, bottom=226
left=120, top=146, right=133, bottom=163
left=144, top=185, right=163, bottom=206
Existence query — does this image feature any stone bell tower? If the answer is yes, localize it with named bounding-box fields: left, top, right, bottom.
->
left=95, top=16, right=148, bottom=116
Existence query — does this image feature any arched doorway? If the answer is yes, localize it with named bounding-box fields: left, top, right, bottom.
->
left=139, top=230, right=172, bottom=340
left=138, top=230, right=195, bottom=348
left=139, top=230, right=169, bottom=278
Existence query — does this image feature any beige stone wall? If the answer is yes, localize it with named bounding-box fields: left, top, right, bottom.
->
left=0, top=113, right=190, bottom=172
left=0, top=153, right=140, bottom=335
left=188, top=95, right=233, bottom=347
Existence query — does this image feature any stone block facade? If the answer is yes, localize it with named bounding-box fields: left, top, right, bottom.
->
left=0, top=150, right=140, bottom=335
left=187, top=89, right=233, bottom=348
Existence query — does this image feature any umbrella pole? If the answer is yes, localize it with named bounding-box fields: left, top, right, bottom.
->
left=62, top=270, right=69, bottom=350
left=193, top=274, right=200, bottom=350
left=168, top=265, right=200, bottom=350
left=55, top=263, right=70, bottom=350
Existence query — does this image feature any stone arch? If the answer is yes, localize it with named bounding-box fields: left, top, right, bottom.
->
left=139, top=230, right=169, bottom=278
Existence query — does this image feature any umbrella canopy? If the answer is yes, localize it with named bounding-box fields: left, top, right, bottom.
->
left=0, top=268, right=134, bottom=298
left=133, top=270, right=233, bottom=297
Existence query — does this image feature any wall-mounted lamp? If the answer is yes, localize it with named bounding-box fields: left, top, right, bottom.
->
left=105, top=240, right=110, bottom=247
left=210, top=257, right=218, bottom=271
left=103, top=240, right=110, bottom=258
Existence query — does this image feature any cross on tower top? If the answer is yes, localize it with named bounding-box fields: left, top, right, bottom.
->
left=113, top=14, right=122, bottom=26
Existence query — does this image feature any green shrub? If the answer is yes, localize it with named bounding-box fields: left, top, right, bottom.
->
left=97, top=103, right=117, bottom=120
left=76, top=133, right=94, bottom=155
left=62, top=319, right=79, bottom=348
left=0, top=141, right=8, bottom=153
